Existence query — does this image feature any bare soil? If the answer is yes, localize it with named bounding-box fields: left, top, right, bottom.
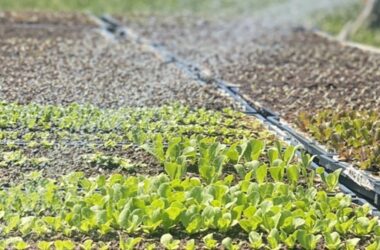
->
left=120, top=15, right=380, bottom=122
left=0, top=12, right=233, bottom=110
left=0, top=143, right=161, bottom=185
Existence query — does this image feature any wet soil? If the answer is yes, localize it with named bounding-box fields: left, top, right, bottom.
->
left=221, top=31, right=380, bottom=122
left=0, top=9, right=377, bottom=249
left=120, top=15, right=380, bottom=123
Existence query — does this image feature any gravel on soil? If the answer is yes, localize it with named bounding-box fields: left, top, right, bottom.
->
left=0, top=12, right=234, bottom=110
left=221, top=31, right=380, bottom=121
left=0, top=11, right=95, bottom=26
left=120, top=15, right=380, bottom=122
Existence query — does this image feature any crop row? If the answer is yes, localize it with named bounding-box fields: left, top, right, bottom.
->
left=0, top=102, right=273, bottom=145
left=1, top=102, right=379, bottom=249
left=0, top=133, right=379, bottom=249
left=297, top=110, right=380, bottom=172
left=0, top=102, right=277, bottom=185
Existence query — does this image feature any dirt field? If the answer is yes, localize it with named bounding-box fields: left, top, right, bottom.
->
left=0, top=12, right=233, bottom=110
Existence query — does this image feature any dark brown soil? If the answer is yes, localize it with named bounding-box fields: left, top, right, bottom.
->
left=0, top=143, right=161, bottom=185
left=120, top=15, right=380, bottom=123
left=6, top=227, right=251, bottom=250
left=0, top=11, right=95, bottom=26
left=0, top=11, right=95, bottom=39
left=0, top=12, right=234, bottom=110
left=220, top=31, right=380, bottom=122
left=0, top=10, right=378, bottom=250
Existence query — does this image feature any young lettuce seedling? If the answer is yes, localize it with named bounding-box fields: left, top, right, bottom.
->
left=119, top=236, right=142, bottom=250
left=203, top=233, right=217, bottom=249
left=249, top=231, right=264, bottom=249
left=317, top=167, right=342, bottom=192
left=160, top=234, right=180, bottom=250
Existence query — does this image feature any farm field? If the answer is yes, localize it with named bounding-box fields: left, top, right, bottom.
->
left=1, top=103, right=379, bottom=248
left=0, top=12, right=232, bottom=110
left=121, top=5, right=380, bottom=175
left=1, top=0, right=380, bottom=249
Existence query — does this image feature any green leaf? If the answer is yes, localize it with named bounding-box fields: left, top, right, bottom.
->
left=118, top=201, right=132, bottom=228
left=185, top=239, right=195, bottom=250
left=131, top=129, right=146, bottom=145
left=283, top=145, right=299, bottom=165
left=239, top=216, right=262, bottom=232
left=19, top=216, right=36, bottom=235
left=323, top=232, right=341, bottom=250
left=344, top=238, right=360, bottom=250
left=164, top=162, right=186, bottom=180
left=234, top=164, right=246, bottom=179
left=255, top=164, right=267, bottom=184
left=297, top=230, right=321, bottom=250
left=160, top=234, right=180, bottom=250
left=245, top=160, right=260, bottom=172
left=165, top=206, right=182, bottom=221
left=269, top=164, right=285, bottom=182
left=287, top=164, right=299, bottom=184
left=37, top=241, right=52, bottom=250
left=80, top=240, right=94, bottom=250
left=353, top=217, right=377, bottom=236
left=203, top=233, right=217, bottom=249
left=248, top=231, right=264, bottom=249
left=316, top=167, right=325, bottom=175
left=293, top=218, right=305, bottom=229
left=183, top=146, right=196, bottom=158
left=226, top=143, right=240, bottom=163
left=325, top=169, right=342, bottom=192
left=258, top=183, right=274, bottom=199
left=268, top=147, right=279, bottom=165
left=4, top=215, right=20, bottom=234
left=244, top=139, right=265, bottom=161
left=267, top=228, right=280, bottom=249
left=301, top=152, right=315, bottom=169
left=146, top=243, right=157, bottom=250
left=54, top=240, right=75, bottom=250
left=284, top=231, right=297, bottom=248
left=217, top=213, right=232, bottom=232
left=166, top=137, right=182, bottom=160
left=95, top=210, right=107, bottom=225
left=119, top=237, right=142, bottom=250
left=154, top=134, right=165, bottom=162
left=14, top=241, right=29, bottom=250
left=365, top=240, right=380, bottom=250
left=199, top=158, right=215, bottom=183
left=221, top=237, right=233, bottom=250
left=185, top=215, right=202, bottom=234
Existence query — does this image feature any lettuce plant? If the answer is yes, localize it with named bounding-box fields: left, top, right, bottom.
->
left=298, top=109, right=380, bottom=171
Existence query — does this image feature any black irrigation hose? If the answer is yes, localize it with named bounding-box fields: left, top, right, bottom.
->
left=94, top=15, right=380, bottom=213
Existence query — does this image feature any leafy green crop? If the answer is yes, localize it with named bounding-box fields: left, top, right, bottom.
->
left=0, top=143, right=378, bottom=248
left=0, top=102, right=378, bottom=248
left=0, top=102, right=272, bottom=146
left=298, top=110, right=380, bottom=171
left=0, top=102, right=277, bottom=184
left=84, top=153, right=135, bottom=170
